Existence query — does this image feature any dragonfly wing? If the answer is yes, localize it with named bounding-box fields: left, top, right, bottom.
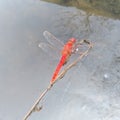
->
left=43, top=31, right=64, bottom=51
left=38, top=42, right=60, bottom=60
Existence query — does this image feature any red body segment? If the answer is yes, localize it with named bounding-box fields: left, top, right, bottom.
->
left=50, top=55, right=67, bottom=84
left=50, top=38, right=76, bottom=84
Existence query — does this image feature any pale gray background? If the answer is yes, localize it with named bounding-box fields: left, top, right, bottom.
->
left=0, top=0, right=120, bottom=120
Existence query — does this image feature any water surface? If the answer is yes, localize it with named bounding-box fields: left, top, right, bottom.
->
left=0, top=0, right=120, bottom=120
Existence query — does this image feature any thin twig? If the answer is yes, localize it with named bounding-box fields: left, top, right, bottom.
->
left=23, top=84, right=52, bottom=120
left=23, top=39, right=93, bottom=120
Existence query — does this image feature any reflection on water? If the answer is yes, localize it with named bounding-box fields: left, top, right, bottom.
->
left=44, top=0, right=120, bottom=19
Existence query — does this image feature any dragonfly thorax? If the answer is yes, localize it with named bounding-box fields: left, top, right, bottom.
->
left=61, top=38, right=76, bottom=56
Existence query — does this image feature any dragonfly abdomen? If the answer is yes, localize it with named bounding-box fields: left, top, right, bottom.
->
left=50, top=55, right=68, bottom=84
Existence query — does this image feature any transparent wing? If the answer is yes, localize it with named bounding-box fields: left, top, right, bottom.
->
left=38, top=42, right=61, bottom=60
left=39, top=31, right=64, bottom=60
left=43, top=31, right=64, bottom=51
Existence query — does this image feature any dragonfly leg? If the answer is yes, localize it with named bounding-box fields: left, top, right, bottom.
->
left=72, top=43, right=83, bottom=54
left=63, top=60, right=67, bottom=65
left=73, top=39, right=93, bottom=55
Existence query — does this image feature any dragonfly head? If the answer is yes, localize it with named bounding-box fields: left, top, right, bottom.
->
left=69, top=38, right=76, bottom=43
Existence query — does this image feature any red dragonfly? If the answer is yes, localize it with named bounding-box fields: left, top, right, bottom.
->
left=39, top=31, right=84, bottom=85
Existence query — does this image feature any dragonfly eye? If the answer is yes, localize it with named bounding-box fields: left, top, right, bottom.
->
left=70, top=38, right=76, bottom=43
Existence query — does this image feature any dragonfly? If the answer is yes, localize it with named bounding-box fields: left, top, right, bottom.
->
left=39, top=31, right=89, bottom=85
left=23, top=32, right=92, bottom=120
